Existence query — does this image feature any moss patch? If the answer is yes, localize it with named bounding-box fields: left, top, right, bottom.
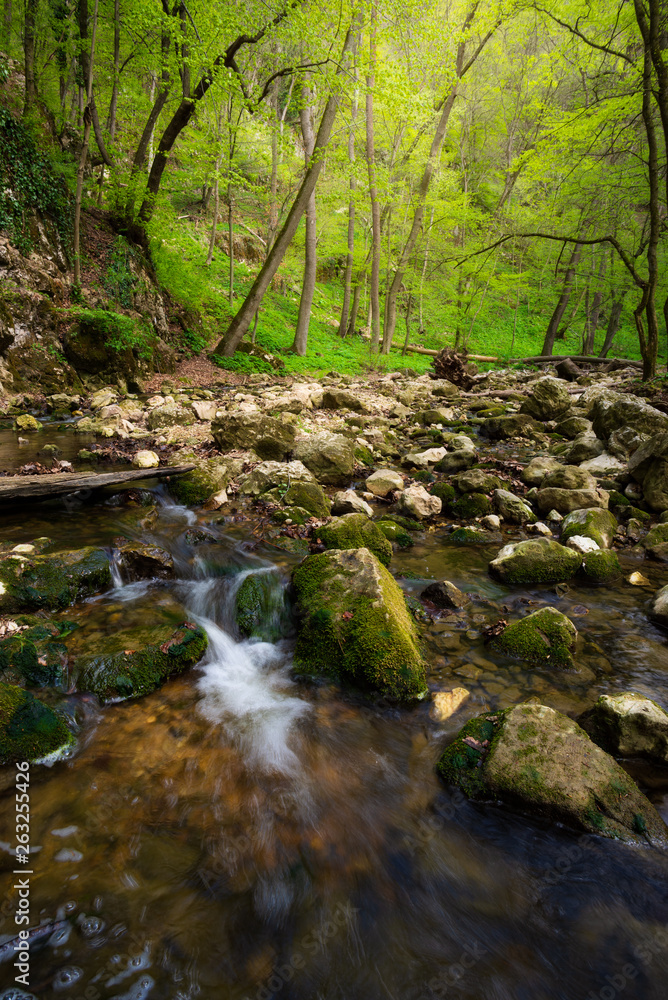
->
left=0, top=547, right=111, bottom=613
left=0, top=618, right=77, bottom=688
left=292, top=547, right=426, bottom=701
left=580, top=550, right=622, bottom=584
left=317, top=513, right=392, bottom=567
left=235, top=571, right=291, bottom=642
left=493, top=608, right=577, bottom=668
left=0, top=682, right=73, bottom=764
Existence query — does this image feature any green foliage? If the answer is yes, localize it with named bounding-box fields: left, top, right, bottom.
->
left=103, top=237, right=137, bottom=309
left=73, top=308, right=155, bottom=360
left=0, top=107, right=71, bottom=255
left=212, top=352, right=275, bottom=375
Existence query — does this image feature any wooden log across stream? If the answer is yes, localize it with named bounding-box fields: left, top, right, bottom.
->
left=0, top=465, right=195, bottom=504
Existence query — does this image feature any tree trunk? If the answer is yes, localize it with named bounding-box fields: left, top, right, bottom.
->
left=73, top=0, right=99, bottom=286
left=291, top=79, right=317, bottom=355
left=23, top=0, right=37, bottom=112
left=402, top=292, right=413, bottom=355
left=366, top=7, right=381, bottom=354
left=338, top=75, right=357, bottom=338
left=107, top=0, right=120, bottom=139
left=213, top=17, right=361, bottom=357
left=582, top=254, right=606, bottom=354
left=206, top=172, right=219, bottom=266
left=2, top=0, right=11, bottom=55
left=267, top=75, right=279, bottom=249
left=598, top=298, right=624, bottom=358
left=227, top=183, right=234, bottom=304
left=347, top=274, right=362, bottom=337
left=541, top=243, right=583, bottom=355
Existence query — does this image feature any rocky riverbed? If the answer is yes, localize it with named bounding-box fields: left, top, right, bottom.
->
left=1, top=363, right=668, bottom=999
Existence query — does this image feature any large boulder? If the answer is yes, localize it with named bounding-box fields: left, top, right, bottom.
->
left=73, top=620, right=208, bottom=703
left=534, top=487, right=609, bottom=515
left=0, top=682, right=73, bottom=764
left=236, top=460, right=317, bottom=496
left=212, top=412, right=297, bottom=461
left=649, top=584, right=668, bottom=628
left=627, top=432, right=668, bottom=512
left=147, top=402, right=194, bottom=431
left=452, top=469, right=502, bottom=494
left=331, top=490, right=373, bottom=517
left=115, top=542, right=174, bottom=580
left=398, top=484, right=442, bottom=520
left=168, top=456, right=231, bottom=506
left=560, top=508, right=618, bottom=549
left=489, top=537, right=582, bottom=584
left=579, top=692, right=668, bottom=765
left=521, top=457, right=564, bottom=487
left=591, top=392, right=668, bottom=441
left=263, top=481, right=331, bottom=518
left=293, top=431, right=355, bottom=484
left=365, top=468, right=404, bottom=497
left=320, top=388, right=367, bottom=412
left=480, top=414, right=541, bottom=440
left=493, top=489, right=536, bottom=525
left=291, top=548, right=427, bottom=701
left=541, top=466, right=597, bottom=491
left=317, top=513, right=392, bottom=567
left=0, top=547, right=111, bottom=613
left=437, top=704, right=668, bottom=844
left=519, top=377, right=571, bottom=421
left=493, top=607, right=577, bottom=667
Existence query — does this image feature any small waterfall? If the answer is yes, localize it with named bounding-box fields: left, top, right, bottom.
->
left=181, top=573, right=310, bottom=776
left=109, top=548, right=124, bottom=588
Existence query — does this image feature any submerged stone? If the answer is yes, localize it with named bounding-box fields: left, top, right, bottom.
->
left=437, top=704, right=668, bottom=844
left=74, top=621, right=208, bottom=703
left=116, top=542, right=174, bottom=580
left=0, top=547, right=111, bottom=613
left=0, top=682, right=73, bottom=764
left=291, top=547, right=427, bottom=701
left=420, top=580, right=470, bottom=609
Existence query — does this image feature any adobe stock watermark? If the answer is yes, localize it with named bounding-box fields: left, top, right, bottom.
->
left=241, top=901, right=358, bottom=1000
left=585, top=923, right=668, bottom=1000
left=13, top=761, right=32, bottom=988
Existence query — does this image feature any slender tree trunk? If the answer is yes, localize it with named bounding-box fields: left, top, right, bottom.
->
left=2, top=0, right=11, bottom=55
left=541, top=243, right=583, bottom=355
left=292, top=79, right=317, bottom=355
left=23, top=0, right=37, bottom=112
left=73, top=0, right=99, bottom=286
left=267, top=76, right=279, bottom=249
left=213, top=17, right=361, bottom=356
left=107, top=0, right=120, bottom=139
left=206, top=171, right=219, bottom=266
left=338, top=75, right=358, bottom=338
left=598, top=298, right=624, bottom=358
left=227, top=182, right=234, bottom=304
left=366, top=7, right=381, bottom=354
left=402, top=293, right=413, bottom=355
left=583, top=275, right=605, bottom=354
left=347, top=273, right=363, bottom=337
left=418, top=206, right=434, bottom=330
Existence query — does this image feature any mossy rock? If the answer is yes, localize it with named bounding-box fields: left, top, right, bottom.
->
left=580, top=549, right=622, bottom=584
left=429, top=482, right=456, bottom=506
left=377, top=522, right=414, bottom=548
left=235, top=571, right=292, bottom=642
left=579, top=692, right=668, bottom=765
left=15, top=414, right=42, bottom=432
left=0, top=547, right=111, bottom=613
left=561, top=508, right=618, bottom=549
left=292, top=547, right=427, bottom=702
left=317, top=513, right=392, bottom=567
left=448, top=527, right=499, bottom=544
left=489, top=538, right=582, bottom=584
left=272, top=506, right=311, bottom=526
left=376, top=515, right=423, bottom=532
left=264, top=481, right=331, bottom=517
left=437, top=704, right=668, bottom=844
left=451, top=469, right=502, bottom=494
left=0, top=682, right=74, bottom=764
left=643, top=523, right=668, bottom=549
left=169, top=458, right=230, bottom=506
left=354, top=444, right=375, bottom=466
left=74, top=621, right=208, bottom=703
left=449, top=492, right=491, bottom=519
left=0, top=618, right=77, bottom=688
left=493, top=608, right=577, bottom=668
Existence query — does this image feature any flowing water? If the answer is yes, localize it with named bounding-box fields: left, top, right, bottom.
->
left=1, top=438, right=668, bottom=1000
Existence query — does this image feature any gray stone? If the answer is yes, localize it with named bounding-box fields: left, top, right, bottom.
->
left=331, top=490, right=373, bottom=517
left=592, top=393, right=668, bottom=441
left=521, top=456, right=564, bottom=487
left=420, top=580, right=470, bottom=608
left=560, top=508, right=618, bottom=549
left=580, top=692, right=668, bottom=765
left=213, top=412, right=297, bottom=462
left=489, top=537, right=582, bottom=584
left=493, top=489, right=537, bottom=525
left=236, top=460, right=317, bottom=496
left=365, top=468, right=404, bottom=497
left=397, top=485, right=442, bottom=520
left=519, top=377, right=571, bottom=421
left=293, top=431, right=356, bottom=484
left=535, top=487, right=609, bottom=515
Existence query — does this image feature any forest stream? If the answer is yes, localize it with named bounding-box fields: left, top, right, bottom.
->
left=1, top=425, right=668, bottom=1000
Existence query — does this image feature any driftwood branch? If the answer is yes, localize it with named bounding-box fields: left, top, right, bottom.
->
left=0, top=465, right=195, bottom=504
left=396, top=343, right=645, bottom=370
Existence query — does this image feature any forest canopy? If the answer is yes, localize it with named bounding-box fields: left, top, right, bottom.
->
left=1, top=0, right=667, bottom=377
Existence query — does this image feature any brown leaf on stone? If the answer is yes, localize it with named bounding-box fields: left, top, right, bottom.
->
left=483, top=618, right=507, bottom=639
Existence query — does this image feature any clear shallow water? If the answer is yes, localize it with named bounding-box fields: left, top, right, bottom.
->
left=0, top=477, right=668, bottom=999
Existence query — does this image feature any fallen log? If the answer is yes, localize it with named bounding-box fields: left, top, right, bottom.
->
left=393, top=345, right=500, bottom=361
left=0, top=465, right=195, bottom=504
left=517, top=354, right=644, bottom=370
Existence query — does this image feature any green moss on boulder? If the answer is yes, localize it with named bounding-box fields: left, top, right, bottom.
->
left=318, top=513, right=392, bottom=567
left=292, top=547, right=427, bottom=701
left=450, top=492, right=491, bottom=519
left=437, top=704, right=668, bottom=844
left=0, top=682, right=73, bottom=764
left=235, top=571, right=291, bottom=642
left=263, top=481, right=330, bottom=517
left=75, top=622, right=208, bottom=703
left=0, top=619, right=76, bottom=687
left=561, top=508, right=618, bottom=549
left=448, top=527, right=500, bottom=544
left=0, top=547, right=111, bottom=613
left=580, top=549, right=622, bottom=584
left=169, top=458, right=230, bottom=506
left=489, top=537, right=582, bottom=584
left=493, top=608, right=577, bottom=668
